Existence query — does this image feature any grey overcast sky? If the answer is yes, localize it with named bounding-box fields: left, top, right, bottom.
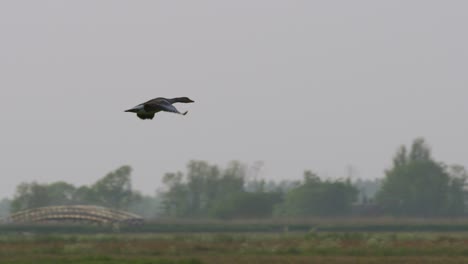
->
left=1, top=1, right=467, bottom=197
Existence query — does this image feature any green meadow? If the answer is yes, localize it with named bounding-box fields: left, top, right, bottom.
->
left=2, top=230, right=468, bottom=264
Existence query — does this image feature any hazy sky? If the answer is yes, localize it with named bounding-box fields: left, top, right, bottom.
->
left=1, top=1, right=467, bottom=197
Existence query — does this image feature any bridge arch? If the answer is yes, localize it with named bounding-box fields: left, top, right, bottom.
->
left=4, top=205, right=143, bottom=225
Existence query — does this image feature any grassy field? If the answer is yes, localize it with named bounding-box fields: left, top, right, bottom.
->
left=7, top=217, right=468, bottom=233
left=2, top=232, right=468, bottom=263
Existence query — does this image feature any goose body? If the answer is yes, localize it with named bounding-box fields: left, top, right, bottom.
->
left=125, top=97, right=194, bottom=120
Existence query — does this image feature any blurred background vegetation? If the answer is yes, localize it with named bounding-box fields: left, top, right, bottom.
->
left=1, top=137, right=467, bottom=220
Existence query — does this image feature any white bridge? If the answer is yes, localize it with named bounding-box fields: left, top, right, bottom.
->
left=3, top=205, right=143, bottom=225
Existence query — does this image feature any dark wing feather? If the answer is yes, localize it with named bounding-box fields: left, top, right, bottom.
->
left=144, top=99, right=186, bottom=115
left=137, top=112, right=155, bottom=120
left=142, top=97, right=166, bottom=106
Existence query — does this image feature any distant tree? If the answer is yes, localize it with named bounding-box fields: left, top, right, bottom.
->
left=10, top=165, right=141, bottom=212
left=185, top=160, right=221, bottom=216
left=47, top=181, right=77, bottom=205
left=90, top=165, right=140, bottom=209
left=275, top=171, right=358, bottom=217
left=376, top=138, right=465, bottom=217
left=162, top=171, right=189, bottom=217
left=219, top=161, right=245, bottom=194
left=352, top=178, right=383, bottom=203
left=270, top=180, right=302, bottom=193
left=10, top=181, right=77, bottom=211
left=245, top=179, right=301, bottom=193
left=445, top=165, right=467, bottom=216
left=161, top=160, right=246, bottom=217
left=128, top=194, right=162, bottom=219
left=72, top=186, right=95, bottom=205
left=10, top=182, right=50, bottom=212
left=210, top=191, right=282, bottom=219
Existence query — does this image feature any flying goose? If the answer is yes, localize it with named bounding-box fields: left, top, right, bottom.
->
left=125, top=97, right=194, bottom=120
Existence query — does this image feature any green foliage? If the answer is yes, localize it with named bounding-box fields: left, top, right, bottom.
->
left=210, top=191, right=282, bottom=219
left=376, top=138, right=465, bottom=217
left=6, top=138, right=467, bottom=220
left=275, top=171, right=358, bottom=217
left=47, top=182, right=76, bottom=204
left=4, top=231, right=468, bottom=264
left=88, top=165, right=141, bottom=209
left=127, top=195, right=163, bottom=219
left=11, top=182, right=58, bottom=212
left=162, top=162, right=360, bottom=219
left=352, top=178, right=382, bottom=203
left=10, top=166, right=141, bottom=213
left=7, top=219, right=468, bottom=234
left=162, top=160, right=246, bottom=218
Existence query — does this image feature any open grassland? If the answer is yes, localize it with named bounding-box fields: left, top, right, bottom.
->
left=2, top=232, right=468, bottom=263
left=7, top=217, right=468, bottom=233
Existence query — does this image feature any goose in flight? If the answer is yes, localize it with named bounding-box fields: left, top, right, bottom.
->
left=125, top=97, right=194, bottom=120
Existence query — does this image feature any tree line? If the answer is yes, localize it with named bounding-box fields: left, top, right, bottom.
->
left=1, top=138, right=467, bottom=219
left=7, top=166, right=144, bottom=214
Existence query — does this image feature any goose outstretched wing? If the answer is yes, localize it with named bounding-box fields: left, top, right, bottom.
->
left=144, top=100, right=187, bottom=115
